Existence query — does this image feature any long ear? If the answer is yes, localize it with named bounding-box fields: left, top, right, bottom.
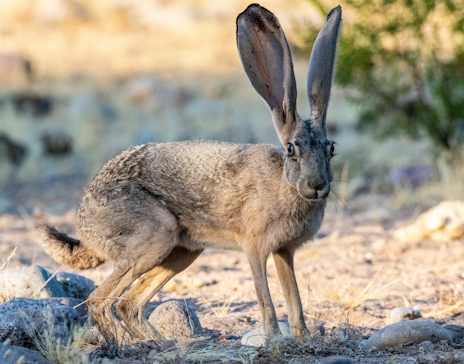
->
left=236, top=4, right=297, bottom=145
left=307, top=5, right=342, bottom=133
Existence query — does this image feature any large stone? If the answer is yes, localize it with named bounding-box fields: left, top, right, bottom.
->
left=386, top=307, right=421, bottom=325
left=443, top=324, right=464, bottom=344
left=51, top=272, right=95, bottom=300
left=0, top=266, right=67, bottom=299
left=395, top=201, right=464, bottom=242
left=0, top=342, right=51, bottom=364
left=148, top=300, right=203, bottom=340
left=360, top=320, right=452, bottom=351
left=0, top=298, right=79, bottom=349
left=45, top=298, right=87, bottom=323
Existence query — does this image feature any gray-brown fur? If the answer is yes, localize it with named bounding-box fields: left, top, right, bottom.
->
left=41, top=224, right=104, bottom=270
left=40, top=4, right=342, bottom=345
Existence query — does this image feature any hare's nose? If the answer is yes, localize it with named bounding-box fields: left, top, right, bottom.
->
left=310, top=179, right=326, bottom=191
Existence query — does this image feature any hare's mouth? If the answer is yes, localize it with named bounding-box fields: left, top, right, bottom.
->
left=296, top=184, right=330, bottom=201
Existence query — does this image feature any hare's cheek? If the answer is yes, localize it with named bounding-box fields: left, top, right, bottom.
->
left=284, top=161, right=300, bottom=187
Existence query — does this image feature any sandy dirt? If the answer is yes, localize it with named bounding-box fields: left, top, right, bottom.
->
left=1, top=177, right=463, bottom=363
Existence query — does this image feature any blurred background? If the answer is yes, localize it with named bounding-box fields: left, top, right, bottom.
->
left=0, top=0, right=463, bottom=217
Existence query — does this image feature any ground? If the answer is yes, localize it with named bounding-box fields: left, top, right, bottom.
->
left=1, top=176, right=463, bottom=363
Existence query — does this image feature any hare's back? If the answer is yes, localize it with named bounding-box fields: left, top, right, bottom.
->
left=83, top=140, right=283, bottom=215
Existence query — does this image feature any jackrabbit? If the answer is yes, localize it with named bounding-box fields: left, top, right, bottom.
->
left=40, top=4, right=342, bottom=344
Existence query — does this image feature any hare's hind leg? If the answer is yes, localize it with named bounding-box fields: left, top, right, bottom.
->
left=87, top=261, right=134, bottom=343
left=116, top=246, right=203, bottom=341
left=87, top=200, right=181, bottom=345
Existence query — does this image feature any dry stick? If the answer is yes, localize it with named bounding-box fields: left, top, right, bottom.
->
left=0, top=247, right=17, bottom=271
left=73, top=296, right=128, bottom=310
left=32, top=269, right=60, bottom=298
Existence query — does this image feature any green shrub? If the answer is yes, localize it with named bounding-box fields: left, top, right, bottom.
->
left=301, top=0, right=464, bottom=161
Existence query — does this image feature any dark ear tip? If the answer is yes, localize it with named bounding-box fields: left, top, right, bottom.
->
left=237, top=3, right=263, bottom=20
left=236, top=3, right=276, bottom=26
left=327, top=5, right=342, bottom=20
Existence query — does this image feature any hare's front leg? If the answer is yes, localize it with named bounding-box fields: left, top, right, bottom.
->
left=273, top=248, right=309, bottom=339
left=245, top=245, right=281, bottom=340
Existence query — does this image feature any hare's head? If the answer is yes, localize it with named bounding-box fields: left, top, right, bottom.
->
left=237, top=4, right=341, bottom=200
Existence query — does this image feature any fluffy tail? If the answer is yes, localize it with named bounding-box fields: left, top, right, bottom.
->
left=40, top=224, right=105, bottom=270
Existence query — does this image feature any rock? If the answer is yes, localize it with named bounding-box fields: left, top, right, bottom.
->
left=308, top=323, right=325, bottom=336
left=0, top=133, right=28, bottom=167
left=0, top=267, right=95, bottom=301
left=0, top=266, right=67, bottom=299
left=395, top=201, right=464, bottom=242
left=240, top=322, right=324, bottom=347
left=0, top=53, right=32, bottom=87
left=26, top=266, right=67, bottom=299
left=160, top=339, right=177, bottom=352
left=176, top=339, right=210, bottom=351
left=159, top=338, right=210, bottom=353
left=0, top=342, right=51, bottom=364
left=148, top=300, right=203, bottom=340
left=241, top=322, right=291, bottom=347
left=387, top=307, right=421, bottom=325
left=442, top=324, right=464, bottom=344
left=12, top=93, right=52, bottom=117
left=46, top=298, right=86, bottom=322
left=419, top=340, right=433, bottom=350
left=41, top=130, right=73, bottom=156
left=51, top=272, right=95, bottom=300
left=320, top=356, right=352, bottom=364
left=388, top=165, right=437, bottom=188
left=0, top=298, right=80, bottom=349
left=359, top=320, right=452, bottom=351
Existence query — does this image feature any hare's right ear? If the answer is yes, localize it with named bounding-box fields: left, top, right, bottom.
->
left=236, top=4, right=297, bottom=146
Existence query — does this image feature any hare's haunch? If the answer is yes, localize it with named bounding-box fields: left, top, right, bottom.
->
left=40, top=4, right=342, bottom=345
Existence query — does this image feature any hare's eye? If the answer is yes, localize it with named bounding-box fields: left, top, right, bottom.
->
left=330, top=142, right=335, bottom=157
left=287, top=143, right=294, bottom=156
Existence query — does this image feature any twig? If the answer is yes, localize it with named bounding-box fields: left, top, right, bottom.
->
left=32, top=269, right=60, bottom=298
left=0, top=247, right=17, bottom=271
left=73, top=296, right=128, bottom=310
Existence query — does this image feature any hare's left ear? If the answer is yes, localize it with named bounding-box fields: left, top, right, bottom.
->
left=307, top=6, right=342, bottom=134
left=236, top=4, right=297, bottom=146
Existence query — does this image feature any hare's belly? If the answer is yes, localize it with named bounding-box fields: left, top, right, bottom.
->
left=179, top=227, right=242, bottom=251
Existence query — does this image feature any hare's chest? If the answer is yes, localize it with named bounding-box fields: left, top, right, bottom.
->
left=267, top=201, right=326, bottom=252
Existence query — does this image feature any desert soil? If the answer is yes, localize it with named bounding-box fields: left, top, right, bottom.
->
left=1, top=176, right=463, bottom=363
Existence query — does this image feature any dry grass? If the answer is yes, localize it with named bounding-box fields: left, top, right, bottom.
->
left=22, top=307, right=90, bottom=364
left=0, top=247, right=18, bottom=305
left=152, top=341, right=258, bottom=364
left=306, top=267, right=407, bottom=312
left=423, top=283, right=464, bottom=319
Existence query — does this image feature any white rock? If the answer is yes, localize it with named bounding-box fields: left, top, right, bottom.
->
left=241, top=321, right=291, bottom=347
left=386, top=307, right=421, bottom=325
